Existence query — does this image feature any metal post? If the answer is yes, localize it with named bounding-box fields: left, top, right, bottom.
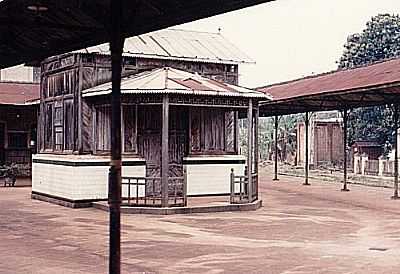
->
left=303, top=112, right=310, bottom=185
left=109, top=0, right=124, bottom=273
left=392, top=104, right=399, bottom=199
left=341, top=108, right=350, bottom=191
left=247, top=99, right=253, bottom=201
left=273, top=115, right=279, bottom=181
left=161, top=94, right=169, bottom=207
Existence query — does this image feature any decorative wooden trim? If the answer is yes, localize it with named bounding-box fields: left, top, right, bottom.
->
left=32, top=158, right=146, bottom=167
left=183, top=158, right=245, bottom=165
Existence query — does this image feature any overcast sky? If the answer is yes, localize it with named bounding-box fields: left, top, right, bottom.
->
left=178, top=0, right=400, bottom=88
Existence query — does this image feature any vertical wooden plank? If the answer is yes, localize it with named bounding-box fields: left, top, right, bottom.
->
left=161, top=94, right=169, bottom=207
left=234, top=111, right=239, bottom=154
left=77, top=56, right=83, bottom=153
left=247, top=99, right=253, bottom=202
left=92, top=106, right=97, bottom=154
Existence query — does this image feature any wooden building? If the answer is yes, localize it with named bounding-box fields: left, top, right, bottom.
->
left=31, top=29, right=263, bottom=206
left=0, top=82, right=39, bottom=172
left=32, top=66, right=267, bottom=206
left=351, top=141, right=383, bottom=160
left=297, top=118, right=344, bottom=167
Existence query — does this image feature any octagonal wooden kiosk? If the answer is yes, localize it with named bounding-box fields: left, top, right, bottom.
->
left=32, top=67, right=268, bottom=209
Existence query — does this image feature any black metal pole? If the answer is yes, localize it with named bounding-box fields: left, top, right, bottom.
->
left=392, top=104, right=399, bottom=199
left=341, top=108, right=349, bottom=191
left=109, top=1, right=124, bottom=273
left=273, top=115, right=279, bottom=181
left=303, top=112, right=310, bottom=185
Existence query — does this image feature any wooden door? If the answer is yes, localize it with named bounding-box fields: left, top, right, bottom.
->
left=137, top=106, right=188, bottom=178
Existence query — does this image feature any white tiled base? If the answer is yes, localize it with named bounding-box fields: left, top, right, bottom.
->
left=184, top=155, right=246, bottom=196
left=32, top=154, right=146, bottom=201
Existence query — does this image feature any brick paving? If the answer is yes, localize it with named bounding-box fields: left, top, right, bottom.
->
left=1, top=169, right=400, bottom=273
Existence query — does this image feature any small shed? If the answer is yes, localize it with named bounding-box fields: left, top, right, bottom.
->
left=33, top=67, right=268, bottom=207
left=351, top=141, right=383, bottom=160
left=0, top=82, right=39, bottom=170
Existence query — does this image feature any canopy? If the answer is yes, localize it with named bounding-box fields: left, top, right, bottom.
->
left=257, top=58, right=400, bottom=116
left=0, top=0, right=271, bottom=69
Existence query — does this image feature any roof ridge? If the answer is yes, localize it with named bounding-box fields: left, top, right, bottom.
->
left=257, top=56, right=400, bottom=90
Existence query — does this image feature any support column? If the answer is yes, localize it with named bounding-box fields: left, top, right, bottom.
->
left=108, top=0, right=124, bottom=273
left=161, top=94, right=169, bottom=207
left=254, top=105, right=259, bottom=200
left=273, top=115, right=279, bottom=181
left=303, top=112, right=310, bottom=185
left=247, top=99, right=253, bottom=201
left=341, top=108, right=350, bottom=191
left=392, top=104, right=399, bottom=199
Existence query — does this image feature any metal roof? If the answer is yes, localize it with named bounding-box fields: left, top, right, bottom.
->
left=83, top=67, right=269, bottom=99
left=75, top=28, right=254, bottom=65
left=257, top=58, right=400, bottom=116
left=0, top=0, right=271, bottom=69
left=0, top=81, right=39, bottom=105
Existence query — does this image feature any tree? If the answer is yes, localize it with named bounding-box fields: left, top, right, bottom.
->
left=337, top=14, right=400, bottom=150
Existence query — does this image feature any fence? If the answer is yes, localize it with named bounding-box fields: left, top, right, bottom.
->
left=121, top=175, right=187, bottom=207
left=365, top=160, right=379, bottom=176
left=230, top=168, right=258, bottom=204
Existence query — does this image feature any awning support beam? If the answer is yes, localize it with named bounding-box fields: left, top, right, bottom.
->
left=303, top=111, right=311, bottom=186
left=273, top=115, right=279, bottom=181
left=341, top=108, right=350, bottom=192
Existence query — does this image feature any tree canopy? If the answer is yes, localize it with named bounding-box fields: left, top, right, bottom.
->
left=338, top=14, right=400, bottom=151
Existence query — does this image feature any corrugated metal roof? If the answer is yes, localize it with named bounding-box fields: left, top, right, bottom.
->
left=76, top=29, right=254, bottom=65
left=0, top=82, right=40, bottom=105
left=257, top=58, right=400, bottom=101
left=83, top=67, right=268, bottom=99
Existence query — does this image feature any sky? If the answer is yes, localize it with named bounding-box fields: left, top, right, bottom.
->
left=177, top=0, right=400, bottom=88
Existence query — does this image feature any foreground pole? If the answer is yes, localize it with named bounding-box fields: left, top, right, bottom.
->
left=273, top=115, right=279, bottom=181
left=392, top=104, right=399, bottom=199
left=109, top=1, right=124, bottom=273
left=341, top=108, right=350, bottom=192
left=303, top=112, right=310, bottom=185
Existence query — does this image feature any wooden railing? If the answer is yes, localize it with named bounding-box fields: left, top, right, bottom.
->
left=230, top=168, right=258, bottom=204
left=121, top=174, right=187, bottom=207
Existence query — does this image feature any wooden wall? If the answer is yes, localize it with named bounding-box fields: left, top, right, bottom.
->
left=39, top=52, right=239, bottom=155
left=297, top=121, right=343, bottom=166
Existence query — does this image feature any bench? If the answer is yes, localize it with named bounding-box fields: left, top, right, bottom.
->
left=0, top=165, right=17, bottom=187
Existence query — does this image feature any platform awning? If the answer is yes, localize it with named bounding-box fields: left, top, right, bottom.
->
left=257, top=58, right=400, bottom=117
left=0, top=0, right=272, bottom=69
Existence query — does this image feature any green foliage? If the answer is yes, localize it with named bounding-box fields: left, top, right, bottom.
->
left=338, top=14, right=400, bottom=150
left=338, top=14, right=400, bottom=69
left=239, top=115, right=299, bottom=162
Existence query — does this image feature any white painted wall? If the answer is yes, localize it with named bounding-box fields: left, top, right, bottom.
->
left=32, top=154, right=146, bottom=201
left=184, top=155, right=246, bottom=196
left=0, top=65, right=35, bottom=82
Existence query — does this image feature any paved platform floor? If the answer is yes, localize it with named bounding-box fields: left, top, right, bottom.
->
left=1, top=171, right=400, bottom=273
